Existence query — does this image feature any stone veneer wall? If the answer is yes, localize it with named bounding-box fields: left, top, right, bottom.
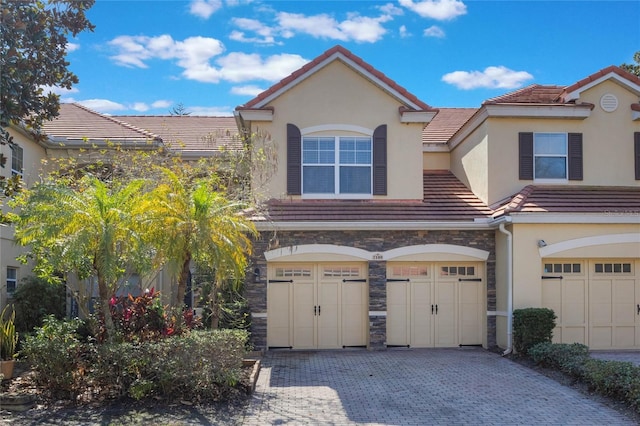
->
left=245, top=229, right=496, bottom=350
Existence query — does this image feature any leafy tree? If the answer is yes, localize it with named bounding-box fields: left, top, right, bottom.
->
left=621, top=51, right=640, bottom=76
left=143, top=167, right=257, bottom=329
left=11, top=275, right=66, bottom=333
left=13, top=176, right=154, bottom=341
left=0, top=0, right=95, bottom=145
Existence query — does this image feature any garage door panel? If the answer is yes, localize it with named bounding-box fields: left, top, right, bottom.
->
left=342, top=281, right=366, bottom=347
left=267, top=283, right=291, bottom=347
left=562, top=327, right=586, bottom=345
left=460, top=281, right=482, bottom=345
left=318, top=281, right=340, bottom=348
left=386, top=281, right=409, bottom=346
left=411, top=282, right=432, bottom=347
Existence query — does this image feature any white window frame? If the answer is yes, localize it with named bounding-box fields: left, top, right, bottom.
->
left=11, top=144, right=23, bottom=177
left=533, top=132, right=568, bottom=182
left=301, top=136, right=373, bottom=198
left=6, top=267, right=17, bottom=294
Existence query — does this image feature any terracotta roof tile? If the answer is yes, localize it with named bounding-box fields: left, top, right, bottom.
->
left=483, top=85, right=566, bottom=104
left=495, top=186, right=640, bottom=216
left=422, top=108, right=478, bottom=144
left=43, top=103, right=160, bottom=143
left=240, top=45, right=434, bottom=111
left=112, top=115, right=241, bottom=152
left=262, top=170, right=492, bottom=223
left=562, top=65, right=640, bottom=99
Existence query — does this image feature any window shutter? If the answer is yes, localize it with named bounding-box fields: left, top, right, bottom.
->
left=287, top=123, right=301, bottom=195
left=519, top=132, right=534, bottom=180
left=568, top=133, right=583, bottom=181
left=635, top=132, right=640, bottom=180
left=373, top=124, right=387, bottom=195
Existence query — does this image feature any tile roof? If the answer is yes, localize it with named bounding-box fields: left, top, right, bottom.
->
left=112, top=115, right=241, bottom=153
left=495, top=186, right=640, bottom=216
left=561, top=65, right=640, bottom=99
left=422, top=108, right=478, bottom=144
left=240, top=45, right=434, bottom=112
left=262, top=170, right=492, bottom=223
left=483, top=84, right=566, bottom=104
left=43, top=103, right=159, bottom=143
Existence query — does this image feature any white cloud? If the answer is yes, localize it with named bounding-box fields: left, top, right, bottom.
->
left=66, top=42, right=80, bottom=52
left=378, top=3, right=404, bottom=16
left=131, top=102, right=150, bottom=112
left=77, top=99, right=127, bottom=112
left=215, top=52, right=308, bottom=82
left=276, top=12, right=389, bottom=43
left=399, top=0, right=467, bottom=20
left=188, top=106, right=234, bottom=116
left=231, top=85, right=264, bottom=96
left=151, top=100, right=173, bottom=108
left=424, top=25, right=445, bottom=38
left=189, top=0, right=222, bottom=19
left=108, top=34, right=307, bottom=84
left=230, top=18, right=276, bottom=44
left=442, top=66, right=534, bottom=90
left=42, top=85, right=79, bottom=96
left=399, top=25, right=410, bottom=38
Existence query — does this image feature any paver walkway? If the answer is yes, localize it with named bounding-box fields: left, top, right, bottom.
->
left=242, top=348, right=634, bottom=425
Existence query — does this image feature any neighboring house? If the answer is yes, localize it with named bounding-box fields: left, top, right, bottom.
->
left=0, top=126, right=47, bottom=308
left=3, top=45, right=639, bottom=353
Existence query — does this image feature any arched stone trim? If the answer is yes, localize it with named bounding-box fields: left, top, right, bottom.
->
left=265, top=244, right=372, bottom=261
left=383, top=244, right=490, bottom=261
left=300, top=124, right=373, bottom=136
left=539, top=233, right=640, bottom=257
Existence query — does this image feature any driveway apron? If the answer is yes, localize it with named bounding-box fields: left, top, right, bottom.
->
left=242, top=348, right=633, bottom=425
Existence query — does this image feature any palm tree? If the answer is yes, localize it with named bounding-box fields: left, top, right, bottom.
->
left=14, top=176, right=152, bottom=341
left=143, top=168, right=257, bottom=328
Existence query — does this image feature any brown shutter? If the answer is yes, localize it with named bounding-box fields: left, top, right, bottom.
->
left=519, top=132, right=534, bottom=180
left=568, top=133, right=583, bottom=181
left=635, top=132, right=640, bottom=180
left=287, top=124, right=301, bottom=195
left=373, top=124, right=387, bottom=195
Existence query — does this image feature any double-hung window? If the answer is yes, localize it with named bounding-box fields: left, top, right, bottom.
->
left=11, top=144, right=23, bottom=177
left=534, top=133, right=567, bottom=180
left=6, top=267, right=17, bottom=294
left=302, top=136, right=372, bottom=195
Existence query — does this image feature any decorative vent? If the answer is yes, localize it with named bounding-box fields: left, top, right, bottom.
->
left=600, top=93, right=618, bottom=112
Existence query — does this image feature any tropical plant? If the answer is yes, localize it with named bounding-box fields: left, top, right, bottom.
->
left=12, top=275, right=66, bottom=333
left=0, top=305, right=18, bottom=360
left=13, top=176, right=155, bottom=341
left=143, top=167, right=257, bottom=329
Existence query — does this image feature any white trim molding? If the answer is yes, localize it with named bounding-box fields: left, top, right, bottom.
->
left=369, top=311, right=387, bottom=317
left=236, top=109, right=274, bottom=122
left=563, top=72, right=640, bottom=102
left=539, top=233, right=640, bottom=257
left=264, top=243, right=490, bottom=262
left=383, top=244, right=490, bottom=261
left=400, top=110, right=437, bottom=123
left=265, top=244, right=372, bottom=261
left=301, top=124, right=373, bottom=136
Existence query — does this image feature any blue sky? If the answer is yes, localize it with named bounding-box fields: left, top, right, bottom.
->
left=53, top=0, right=640, bottom=116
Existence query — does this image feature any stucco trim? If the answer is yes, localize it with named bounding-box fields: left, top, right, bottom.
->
left=539, top=233, right=640, bottom=257
left=301, top=124, right=373, bottom=136
left=384, top=244, right=490, bottom=261
left=265, top=244, right=372, bottom=261
left=255, top=220, right=493, bottom=231
left=564, top=72, right=640, bottom=102
left=508, top=213, right=640, bottom=224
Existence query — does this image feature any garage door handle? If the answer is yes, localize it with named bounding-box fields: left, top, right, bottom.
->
left=318, top=305, right=321, bottom=315
left=314, top=306, right=317, bottom=316
left=435, top=304, right=438, bottom=314
left=637, top=304, right=639, bottom=315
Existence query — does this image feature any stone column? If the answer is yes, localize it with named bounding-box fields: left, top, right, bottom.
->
left=368, top=260, right=387, bottom=349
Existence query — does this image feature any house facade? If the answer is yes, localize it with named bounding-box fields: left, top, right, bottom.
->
left=3, top=45, right=639, bottom=352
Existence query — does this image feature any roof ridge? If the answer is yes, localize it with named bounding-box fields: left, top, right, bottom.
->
left=503, top=185, right=536, bottom=213
left=560, top=65, right=640, bottom=101
left=241, top=44, right=433, bottom=111
left=70, top=103, right=161, bottom=140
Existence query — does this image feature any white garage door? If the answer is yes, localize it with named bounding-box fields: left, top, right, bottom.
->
left=267, top=262, right=368, bottom=349
left=542, top=259, right=640, bottom=349
left=386, top=262, right=483, bottom=348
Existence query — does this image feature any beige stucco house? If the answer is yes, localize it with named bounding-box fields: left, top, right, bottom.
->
left=2, top=45, right=639, bottom=353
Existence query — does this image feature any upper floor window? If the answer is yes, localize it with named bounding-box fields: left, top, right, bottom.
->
left=519, top=132, right=582, bottom=181
left=11, top=144, right=23, bottom=177
left=302, top=136, right=372, bottom=195
left=534, top=133, right=567, bottom=180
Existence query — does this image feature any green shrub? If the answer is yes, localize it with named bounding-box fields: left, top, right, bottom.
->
left=528, top=342, right=589, bottom=377
left=12, top=276, right=66, bottom=334
left=581, top=359, right=640, bottom=406
left=513, top=308, right=556, bottom=354
left=91, top=329, right=249, bottom=401
left=20, top=316, right=90, bottom=399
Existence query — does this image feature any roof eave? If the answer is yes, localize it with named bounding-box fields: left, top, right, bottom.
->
left=254, top=219, right=493, bottom=231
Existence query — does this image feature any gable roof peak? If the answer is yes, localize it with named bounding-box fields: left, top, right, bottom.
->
left=239, top=45, right=433, bottom=112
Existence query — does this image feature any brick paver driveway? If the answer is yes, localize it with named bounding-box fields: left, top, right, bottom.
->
left=242, top=348, right=633, bottom=425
